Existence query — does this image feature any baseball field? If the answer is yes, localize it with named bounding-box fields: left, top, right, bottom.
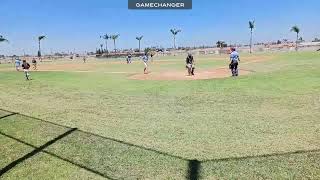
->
left=0, top=51, right=319, bottom=179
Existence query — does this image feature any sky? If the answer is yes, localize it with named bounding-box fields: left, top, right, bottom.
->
left=0, top=0, right=319, bottom=55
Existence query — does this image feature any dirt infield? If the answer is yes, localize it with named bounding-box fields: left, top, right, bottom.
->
left=129, top=55, right=272, bottom=80
left=129, top=68, right=253, bottom=80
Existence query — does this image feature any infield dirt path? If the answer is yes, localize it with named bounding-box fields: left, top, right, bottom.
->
left=129, top=55, right=272, bottom=80
left=129, top=68, right=253, bottom=80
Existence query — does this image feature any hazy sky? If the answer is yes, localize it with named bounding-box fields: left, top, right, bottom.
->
left=0, top=0, right=319, bottom=55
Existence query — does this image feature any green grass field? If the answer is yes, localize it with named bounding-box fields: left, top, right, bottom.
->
left=0, top=52, right=320, bottom=179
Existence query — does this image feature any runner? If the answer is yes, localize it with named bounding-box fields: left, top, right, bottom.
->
left=22, top=60, right=31, bottom=80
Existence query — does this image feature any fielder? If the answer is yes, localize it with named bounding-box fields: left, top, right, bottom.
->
left=142, top=53, right=149, bottom=74
left=32, top=58, right=37, bottom=70
left=127, top=53, right=132, bottom=64
left=15, top=58, right=21, bottom=71
left=229, top=47, right=240, bottom=76
left=186, top=53, right=195, bottom=76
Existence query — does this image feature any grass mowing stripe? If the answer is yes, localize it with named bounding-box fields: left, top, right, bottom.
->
left=0, top=128, right=77, bottom=177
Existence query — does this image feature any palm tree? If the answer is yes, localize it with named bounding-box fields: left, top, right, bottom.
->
left=38, top=35, right=46, bottom=58
left=216, top=41, right=226, bottom=48
left=216, top=41, right=225, bottom=55
left=111, top=34, right=120, bottom=52
left=0, top=36, right=8, bottom=59
left=100, top=44, right=104, bottom=53
left=298, top=37, right=304, bottom=43
left=100, top=34, right=110, bottom=53
left=291, top=25, right=300, bottom=51
left=0, top=35, right=9, bottom=43
left=136, top=36, right=143, bottom=52
left=170, top=29, right=181, bottom=50
left=249, top=20, right=255, bottom=54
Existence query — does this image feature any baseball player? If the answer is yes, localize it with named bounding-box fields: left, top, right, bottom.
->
left=15, top=58, right=21, bottom=71
left=32, top=58, right=37, bottom=70
left=229, top=47, right=240, bottom=76
left=142, top=53, right=149, bottom=74
left=127, top=53, right=132, bottom=64
left=22, top=60, right=31, bottom=80
left=186, top=53, right=195, bottom=76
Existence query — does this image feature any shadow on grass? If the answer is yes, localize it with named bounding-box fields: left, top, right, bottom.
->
left=1, top=108, right=320, bottom=179
left=187, top=160, right=200, bottom=180
left=0, top=113, right=17, bottom=120
left=0, top=128, right=77, bottom=176
left=0, top=108, right=200, bottom=179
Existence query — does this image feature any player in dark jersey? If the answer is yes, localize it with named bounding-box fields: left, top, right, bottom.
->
left=186, top=53, right=195, bottom=76
left=22, top=60, right=31, bottom=80
left=32, top=58, right=37, bottom=70
left=127, top=53, right=132, bottom=64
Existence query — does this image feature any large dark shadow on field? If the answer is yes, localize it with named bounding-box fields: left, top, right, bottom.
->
left=0, top=128, right=76, bottom=176
left=1, top=108, right=320, bottom=179
left=187, top=160, right=200, bottom=180
left=0, top=108, right=200, bottom=179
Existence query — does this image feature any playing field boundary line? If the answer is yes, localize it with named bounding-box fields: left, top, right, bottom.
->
left=0, top=131, right=117, bottom=180
left=0, top=128, right=77, bottom=177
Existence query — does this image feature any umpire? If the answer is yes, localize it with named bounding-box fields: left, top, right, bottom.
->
left=229, top=47, right=240, bottom=76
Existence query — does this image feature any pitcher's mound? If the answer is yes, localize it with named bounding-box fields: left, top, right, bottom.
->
left=129, top=68, right=252, bottom=81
